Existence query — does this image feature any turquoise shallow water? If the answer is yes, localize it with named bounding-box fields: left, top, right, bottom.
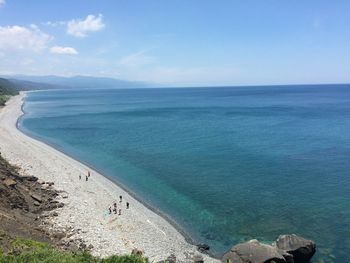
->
left=20, top=85, right=350, bottom=262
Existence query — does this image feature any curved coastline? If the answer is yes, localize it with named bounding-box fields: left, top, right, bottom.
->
left=17, top=92, right=200, bottom=249
left=1, top=93, right=219, bottom=262
left=18, top=96, right=200, bottom=252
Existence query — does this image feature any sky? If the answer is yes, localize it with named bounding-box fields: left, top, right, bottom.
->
left=0, top=0, right=350, bottom=86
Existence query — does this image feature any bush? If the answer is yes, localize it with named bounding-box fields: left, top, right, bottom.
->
left=0, top=95, right=10, bottom=106
left=0, top=237, right=149, bottom=263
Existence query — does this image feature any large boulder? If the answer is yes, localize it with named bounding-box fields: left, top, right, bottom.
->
left=197, top=243, right=210, bottom=253
left=222, top=239, right=286, bottom=263
left=3, top=178, right=17, bottom=187
left=275, top=234, right=316, bottom=263
left=131, top=248, right=144, bottom=256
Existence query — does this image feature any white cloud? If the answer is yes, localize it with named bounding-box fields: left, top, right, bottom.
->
left=119, top=50, right=155, bottom=67
left=0, top=0, right=5, bottom=7
left=0, top=25, right=52, bottom=52
left=50, top=46, right=78, bottom=55
left=67, top=14, right=105, bottom=37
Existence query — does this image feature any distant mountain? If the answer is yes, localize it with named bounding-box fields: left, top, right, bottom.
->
left=8, top=78, right=63, bottom=91
left=6, top=75, right=150, bottom=89
left=0, top=77, right=63, bottom=94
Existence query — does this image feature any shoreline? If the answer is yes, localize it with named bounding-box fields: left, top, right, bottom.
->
left=0, top=93, right=219, bottom=262
left=17, top=105, right=199, bottom=251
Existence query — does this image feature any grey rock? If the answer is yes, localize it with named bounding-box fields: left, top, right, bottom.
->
left=57, top=202, right=64, bottom=208
left=157, top=254, right=177, bottom=263
left=275, top=234, right=316, bottom=263
left=131, top=248, right=144, bottom=256
left=37, top=179, right=45, bottom=184
left=3, top=178, right=17, bottom=187
left=41, top=184, right=50, bottom=190
left=222, top=239, right=286, bottom=263
left=279, top=251, right=294, bottom=263
left=197, top=243, right=210, bottom=253
left=52, top=232, right=66, bottom=240
left=50, top=201, right=64, bottom=209
left=193, top=254, right=204, bottom=263
left=30, top=193, right=42, bottom=203
left=165, top=254, right=176, bottom=263
left=79, top=243, right=87, bottom=250
left=66, top=233, right=75, bottom=238
left=68, top=243, right=79, bottom=251
left=23, top=176, right=38, bottom=182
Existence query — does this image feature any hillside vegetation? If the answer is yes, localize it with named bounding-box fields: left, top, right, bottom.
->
left=0, top=152, right=149, bottom=263
left=0, top=76, right=64, bottom=106
left=0, top=233, right=148, bottom=263
left=0, top=78, right=19, bottom=106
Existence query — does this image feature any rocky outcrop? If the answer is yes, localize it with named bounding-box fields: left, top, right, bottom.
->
left=222, top=234, right=316, bottom=263
left=193, top=254, right=204, bottom=263
left=197, top=243, right=210, bottom=253
left=157, top=254, right=176, bottom=263
left=275, top=234, right=316, bottom=263
left=222, top=239, right=286, bottom=263
left=3, top=178, right=16, bottom=187
left=0, top=153, right=75, bottom=253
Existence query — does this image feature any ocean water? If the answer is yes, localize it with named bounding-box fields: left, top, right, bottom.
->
left=20, top=85, right=350, bottom=262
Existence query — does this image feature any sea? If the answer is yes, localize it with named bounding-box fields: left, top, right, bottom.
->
left=19, top=85, right=350, bottom=262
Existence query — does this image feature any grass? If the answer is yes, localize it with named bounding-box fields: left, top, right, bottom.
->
left=0, top=236, right=149, bottom=263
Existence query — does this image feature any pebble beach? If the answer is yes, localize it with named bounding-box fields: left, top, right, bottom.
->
left=0, top=93, right=218, bottom=263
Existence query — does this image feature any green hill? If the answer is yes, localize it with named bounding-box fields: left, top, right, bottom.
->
left=0, top=78, right=19, bottom=106
left=0, top=78, right=19, bottom=95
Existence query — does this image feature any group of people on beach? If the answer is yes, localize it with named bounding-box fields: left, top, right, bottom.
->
left=78, top=170, right=130, bottom=216
left=108, top=195, right=130, bottom=216
left=78, top=170, right=91, bottom=181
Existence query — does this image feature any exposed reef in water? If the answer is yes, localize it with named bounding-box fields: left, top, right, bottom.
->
left=222, top=234, right=316, bottom=263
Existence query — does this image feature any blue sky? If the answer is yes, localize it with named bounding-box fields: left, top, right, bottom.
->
left=0, top=0, right=349, bottom=86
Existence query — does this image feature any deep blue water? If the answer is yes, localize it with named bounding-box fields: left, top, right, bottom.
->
left=20, top=85, right=350, bottom=262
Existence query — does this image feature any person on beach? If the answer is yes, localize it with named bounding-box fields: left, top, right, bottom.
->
left=118, top=209, right=121, bottom=215
left=108, top=207, right=112, bottom=214
left=113, top=202, right=117, bottom=210
left=79, top=175, right=81, bottom=180
left=113, top=208, right=117, bottom=214
left=126, top=202, right=129, bottom=209
left=88, top=171, right=91, bottom=177
left=85, top=175, right=88, bottom=181
left=119, top=195, right=122, bottom=203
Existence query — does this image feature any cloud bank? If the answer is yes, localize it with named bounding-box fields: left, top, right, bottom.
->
left=0, top=0, right=5, bottom=7
left=50, top=46, right=78, bottom=55
left=0, top=25, right=52, bottom=51
left=67, top=14, right=105, bottom=37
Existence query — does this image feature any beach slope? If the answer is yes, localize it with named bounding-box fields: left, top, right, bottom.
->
left=0, top=93, right=218, bottom=263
